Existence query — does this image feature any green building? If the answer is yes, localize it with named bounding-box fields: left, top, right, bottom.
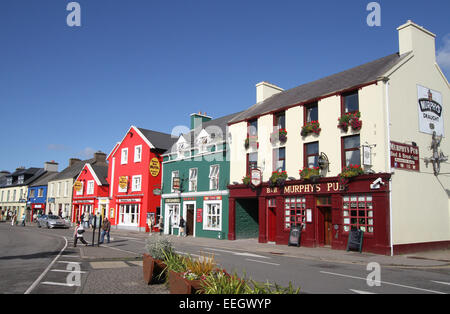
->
left=161, top=111, right=242, bottom=239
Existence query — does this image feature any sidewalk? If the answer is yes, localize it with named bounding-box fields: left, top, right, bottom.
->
left=82, top=228, right=450, bottom=268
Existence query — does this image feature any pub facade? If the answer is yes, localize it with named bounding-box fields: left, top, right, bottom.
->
left=228, top=21, right=450, bottom=255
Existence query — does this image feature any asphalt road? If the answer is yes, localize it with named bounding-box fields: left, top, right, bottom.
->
left=1, top=223, right=449, bottom=295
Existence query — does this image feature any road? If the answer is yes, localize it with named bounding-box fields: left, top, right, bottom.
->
left=1, top=223, right=449, bottom=294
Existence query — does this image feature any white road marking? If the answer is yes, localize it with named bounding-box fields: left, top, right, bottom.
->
left=245, top=258, right=280, bottom=266
left=350, top=289, right=376, bottom=294
left=57, top=261, right=81, bottom=264
left=205, top=248, right=271, bottom=259
left=41, top=281, right=76, bottom=287
left=51, top=269, right=87, bottom=274
left=432, top=281, right=450, bottom=286
left=24, top=237, right=68, bottom=294
left=320, top=271, right=446, bottom=294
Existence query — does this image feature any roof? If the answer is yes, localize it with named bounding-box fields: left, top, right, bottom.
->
left=52, top=157, right=107, bottom=181
left=90, top=164, right=109, bottom=185
left=135, top=128, right=178, bottom=151
left=29, top=171, right=60, bottom=187
left=229, top=52, right=411, bottom=124
left=1, top=167, right=47, bottom=187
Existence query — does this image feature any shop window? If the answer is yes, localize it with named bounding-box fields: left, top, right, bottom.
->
left=304, top=102, right=318, bottom=124
left=342, top=135, right=361, bottom=168
left=304, top=142, right=319, bottom=168
left=167, top=203, right=180, bottom=227
left=204, top=202, right=221, bottom=231
left=189, top=168, right=198, bottom=192
left=119, top=204, right=139, bottom=226
left=273, top=147, right=286, bottom=172
left=284, top=197, right=306, bottom=230
left=247, top=152, right=258, bottom=175
left=342, top=195, right=373, bottom=233
left=342, top=90, right=359, bottom=114
left=209, top=165, right=220, bottom=190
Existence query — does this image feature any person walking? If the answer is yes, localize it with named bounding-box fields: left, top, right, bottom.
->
left=99, top=217, right=111, bottom=244
left=73, top=221, right=89, bottom=247
left=179, top=217, right=185, bottom=237
left=83, top=212, right=90, bottom=228
left=21, top=213, right=26, bottom=227
left=158, top=217, right=164, bottom=235
left=11, top=213, right=16, bottom=226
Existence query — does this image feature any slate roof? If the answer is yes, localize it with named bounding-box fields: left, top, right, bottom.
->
left=2, top=167, right=47, bottom=187
left=229, top=52, right=411, bottom=124
left=90, top=164, right=109, bottom=185
left=52, top=157, right=107, bottom=181
left=29, top=171, right=60, bottom=187
left=136, top=128, right=178, bottom=152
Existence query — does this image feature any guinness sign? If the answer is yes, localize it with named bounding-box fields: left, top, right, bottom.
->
left=417, top=85, right=444, bottom=136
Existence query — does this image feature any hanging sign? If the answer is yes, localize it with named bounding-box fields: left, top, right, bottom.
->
left=149, top=158, right=161, bottom=177
left=390, top=141, right=420, bottom=172
left=74, top=181, right=82, bottom=192
left=417, top=85, right=444, bottom=136
left=118, top=176, right=128, bottom=190
left=196, top=208, right=203, bottom=223
left=250, top=169, right=262, bottom=187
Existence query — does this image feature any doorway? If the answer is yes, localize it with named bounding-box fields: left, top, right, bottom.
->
left=267, top=199, right=277, bottom=242
left=320, top=207, right=332, bottom=246
left=184, top=202, right=195, bottom=236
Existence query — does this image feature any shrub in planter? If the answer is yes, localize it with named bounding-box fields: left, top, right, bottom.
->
left=299, top=167, right=320, bottom=180
left=269, top=170, right=288, bottom=188
left=301, top=121, right=321, bottom=137
left=143, top=235, right=173, bottom=284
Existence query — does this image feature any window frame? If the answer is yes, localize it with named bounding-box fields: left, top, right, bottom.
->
left=342, top=194, right=374, bottom=234
left=284, top=197, right=306, bottom=231
left=188, top=168, right=198, bottom=192
left=341, top=90, right=359, bottom=115
left=171, top=171, right=180, bottom=193
left=209, top=165, right=220, bottom=191
left=304, top=102, right=319, bottom=125
left=86, top=180, right=95, bottom=195
left=273, top=147, right=286, bottom=172
left=341, top=135, right=361, bottom=169
left=273, top=111, right=286, bottom=131
left=134, top=145, right=142, bottom=163
left=121, top=148, right=129, bottom=165
left=203, top=200, right=222, bottom=231
left=304, top=141, right=319, bottom=168
left=246, top=152, right=258, bottom=175
left=131, top=175, right=142, bottom=192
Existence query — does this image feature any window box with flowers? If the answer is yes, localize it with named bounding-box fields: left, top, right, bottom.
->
left=270, top=129, right=288, bottom=144
left=269, top=170, right=288, bottom=188
left=301, top=121, right=321, bottom=137
left=299, top=167, right=320, bottom=180
left=338, top=164, right=364, bottom=190
left=337, top=112, right=362, bottom=132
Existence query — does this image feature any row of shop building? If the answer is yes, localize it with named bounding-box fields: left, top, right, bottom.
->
left=1, top=21, right=449, bottom=255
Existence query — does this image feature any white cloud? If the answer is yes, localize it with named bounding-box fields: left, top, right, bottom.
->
left=78, top=147, right=96, bottom=159
left=437, top=34, right=450, bottom=71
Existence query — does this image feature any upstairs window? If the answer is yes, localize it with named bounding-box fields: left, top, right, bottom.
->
left=342, top=135, right=361, bottom=168
left=18, top=175, right=24, bottom=185
left=87, top=180, right=94, bottom=195
left=209, top=165, right=220, bottom=190
left=38, top=188, right=44, bottom=197
left=304, top=102, right=318, bottom=124
left=304, top=142, right=319, bottom=168
left=132, top=175, right=142, bottom=192
left=29, top=189, right=36, bottom=198
left=247, top=119, right=258, bottom=138
left=6, top=177, right=12, bottom=185
left=189, top=168, right=198, bottom=192
left=134, top=145, right=142, bottom=163
left=247, top=152, right=258, bottom=175
left=273, top=147, right=286, bottom=172
left=121, top=148, right=128, bottom=165
left=171, top=171, right=180, bottom=193
left=342, top=91, right=359, bottom=114
left=274, top=111, right=286, bottom=131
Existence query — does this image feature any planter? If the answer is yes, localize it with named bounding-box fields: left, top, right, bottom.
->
left=142, top=253, right=167, bottom=285
left=168, top=270, right=204, bottom=294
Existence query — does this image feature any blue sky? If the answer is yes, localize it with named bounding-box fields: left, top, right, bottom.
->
left=1, top=0, right=449, bottom=172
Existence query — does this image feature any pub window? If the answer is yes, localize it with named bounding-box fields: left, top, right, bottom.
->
left=342, top=195, right=373, bottom=233
left=342, top=135, right=361, bottom=168
left=204, top=202, right=221, bottom=231
left=342, top=90, right=359, bottom=114
left=274, top=111, right=286, bottom=131
left=273, top=147, right=286, bottom=172
left=304, top=142, right=319, bottom=168
left=247, top=152, right=258, bottom=175
left=304, top=102, right=318, bottom=124
left=284, top=197, right=306, bottom=230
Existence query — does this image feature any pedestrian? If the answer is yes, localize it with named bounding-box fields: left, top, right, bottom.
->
left=73, top=221, right=89, bottom=247
left=99, top=217, right=111, bottom=244
left=179, top=217, right=185, bottom=237
left=21, top=213, right=26, bottom=227
left=84, top=212, right=90, bottom=228
left=147, top=216, right=154, bottom=233
left=11, top=213, right=16, bottom=226
left=158, top=217, right=164, bottom=235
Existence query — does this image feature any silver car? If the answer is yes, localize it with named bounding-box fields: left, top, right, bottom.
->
left=37, top=215, right=68, bottom=229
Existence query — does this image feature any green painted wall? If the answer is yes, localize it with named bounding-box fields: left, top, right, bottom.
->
left=235, top=198, right=259, bottom=239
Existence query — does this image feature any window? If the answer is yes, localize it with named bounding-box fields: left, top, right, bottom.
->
left=171, top=171, right=179, bottom=192
left=247, top=152, right=258, bottom=175
left=18, top=175, right=24, bottom=185
left=76, top=181, right=84, bottom=196
left=204, top=202, right=221, bottom=231
left=189, top=168, right=198, bottom=192
left=134, top=145, right=142, bottom=163
left=248, top=119, right=258, bottom=137
left=342, top=195, right=373, bottom=233
left=13, top=190, right=16, bottom=201
left=38, top=188, right=44, bottom=198
left=49, top=183, right=54, bottom=197
left=284, top=197, right=306, bottom=230
left=57, top=182, right=61, bottom=197
left=119, top=204, right=140, bottom=226
left=304, top=142, right=319, bottom=168
left=167, top=203, right=180, bottom=227
left=132, top=175, right=142, bottom=192
left=273, top=147, right=286, bottom=172
left=274, top=111, right=286, bottom=131
left=121, top=148, right=128, bottom=164
left=342, top=135, right=361, bottom=167
left=209, top=165, right=220, bottom=190
left=29, top=190, right=36, bottom=198
left=342, top=91, right=359, bottom=114
left=6, top=177, right=12, bottom=185
left=64, top=181, right=68, bottom=197
left=304, top=102, right=318, bottom=124
left=87, top=180, right=94, bottom=195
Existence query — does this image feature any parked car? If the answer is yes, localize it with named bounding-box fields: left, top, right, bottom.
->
left=37, top=215, right=68, bottom=229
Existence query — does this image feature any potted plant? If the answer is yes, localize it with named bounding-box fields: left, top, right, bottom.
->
left=269, top=170, right=288, bottom=188
left=143, top=235, right=172, bottom=284
left=338, top=164, right=364, bottom=190
left=338, top=111, right=362, bottom=132
left=278, top=128, right=288, bottom=143
left=301, top=121, right=321, bottom=137
left=299, top=167, right=320, bottom=180
left=242, top=175, right=251, bottom=186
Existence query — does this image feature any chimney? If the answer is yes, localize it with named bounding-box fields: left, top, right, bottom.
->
left=397, top=20, right=436, bottom=63
left=0, top=171, right=10, bottom=178
left=16, top=167, right=25, bottom=171
left=69, top=158, right=82, bottom=167
left=256, top=81, right=284, bottom=103
left=94, top=151, right=107, bottom=164
left=44, top=161, right=59, bottom=172
left=190, top=112, right=212, bottom=130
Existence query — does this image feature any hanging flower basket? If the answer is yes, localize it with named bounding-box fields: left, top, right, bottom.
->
left=269, top=171, right=288, bottom=188
left=299, top=167, right=320, bottom=180
left=338, top=111, right=362, bottom=132
left=301, top=121, right=321, bottom=137
left=279, top=129, right=288, bottom=143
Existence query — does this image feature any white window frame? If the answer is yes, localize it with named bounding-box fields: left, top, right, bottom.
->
left=167, top=203, right=180, bottom=228
left=64, top=181, right=68, bottom=197
left=189, top=168, right=198, bottom=192
left=134, top=145, right=142, bottom=163
left=118, top=203, right=140, bottom=226
left=49, top=183, right=54, bottom=197
left=132, top=175, right=142, bottom=192
left=87, top=180, right=95, bottom=195
left=171, top=171, right=179, bottom=193
left=203, top=200, right=222, bottom=231
left=57, top=182, right=61, bottom=197
left=209, top=165, right=220, bottom=190
left=121, top=148, right=128, bottom=165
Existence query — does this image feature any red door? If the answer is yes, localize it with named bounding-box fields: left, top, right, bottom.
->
left=267, top=201, right=277, bottom=242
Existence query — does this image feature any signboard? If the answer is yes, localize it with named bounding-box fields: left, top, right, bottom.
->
left=74, top=181, right=82, bottom=192
left=250, top=169, right=262, bottom=187
left=172, top=177, right=180, bottom=191
left=152, top=188, right=161, bottom=196
left=196, top=208, right=203, bottom=223
left=390, top=141, right=420, bottom=172
left=149, top=158, right=161, bottom=177
left=346, top=228, right=364, bottom=253
left=204, top=196, right=221, bottom=201
left=362, top=145, right=372, bottom=166
left=417, top=85, right=444, bottom=136
left=118, top=176, right=128, bottom=189
left=288, top=225, right=303, bottom=247
left=165, top=198, right=181, bottom=204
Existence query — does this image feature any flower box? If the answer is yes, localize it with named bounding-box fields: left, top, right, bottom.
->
left=338, top=164, right=364, bottom=190
left=142, top=253, right=167, bottom=285
left=299, top=167, right=320, bottom=180
left=269, top=170, right=288, bottom=188
left=301, top=121, right=321, bottom=137
left=338, top=111, right=362, bottom=132
left=168, top=270, right=204, bottom=294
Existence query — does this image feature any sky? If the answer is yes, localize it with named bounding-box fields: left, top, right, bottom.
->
left=0, top=0, right=449, bottom=173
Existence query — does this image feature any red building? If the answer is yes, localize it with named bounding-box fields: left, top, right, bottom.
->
left=72, top=161, right=109, bottom=223
left=107, top=126, right=176, bottom=231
